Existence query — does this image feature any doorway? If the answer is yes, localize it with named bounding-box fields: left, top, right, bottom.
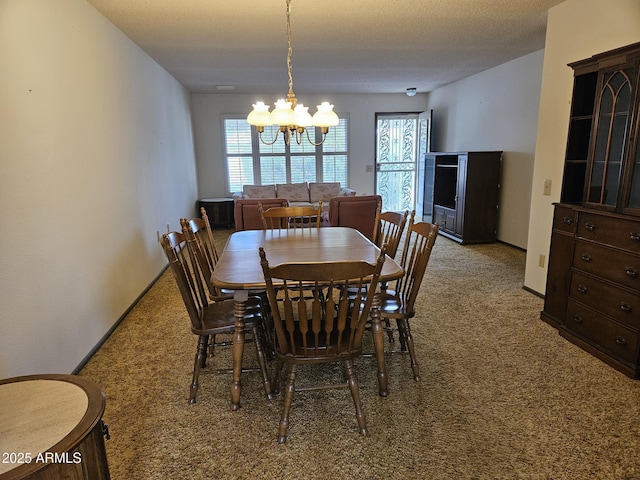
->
left=375, top=113, right=420, bottom=212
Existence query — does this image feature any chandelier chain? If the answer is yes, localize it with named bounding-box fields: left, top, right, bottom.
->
left=286, top=0, right=294, bottom=98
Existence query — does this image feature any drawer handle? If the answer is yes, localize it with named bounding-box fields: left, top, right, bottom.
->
left=630, top=232, right=640, bottom=242
left=581, top=253, right=592, bottom=263
left=577, top=284, right=588, bottom=294
left=563, top=216, right=573, bottom=225
left=620, top=302, right=632, bottom=313
left=615, top=336, right=627, bottom=347
left=625, top=267, right=638, bottom=278
left=102, top=422, right=111, bottom=440
left=584, top=222, right=595, bottom=231
left=572, top=315, right=583, bottom=324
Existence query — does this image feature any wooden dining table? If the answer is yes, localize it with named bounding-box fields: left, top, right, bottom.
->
left=212, top=226, right=404, bottom=410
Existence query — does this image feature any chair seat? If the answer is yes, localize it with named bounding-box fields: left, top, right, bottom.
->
left=194, top=299, right=262, bottom=336
left=378, top=292, right=415, bottom=318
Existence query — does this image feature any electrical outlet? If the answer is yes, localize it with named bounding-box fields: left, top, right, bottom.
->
left=538, top=254, right=545, bottom=268
left=366, top=165, right=374, bottom=173
left=543, top=179, right=552, bottom=196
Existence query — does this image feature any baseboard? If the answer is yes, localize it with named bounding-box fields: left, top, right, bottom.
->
left=522, top=285, right=544, bottom=298
left=72, top=264, right=169, bottom=374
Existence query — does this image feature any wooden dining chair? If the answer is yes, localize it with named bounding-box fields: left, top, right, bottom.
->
left=372, top=209, right=411, bottom=343
left=375, top=210, right=410, bottom=258
left=180, top=211, right=228, bottom=300
left=161, top=231, right=272, bottom=404
left=259, top=202, right=323, bottom=231
left=259, top=246, right=386, bottom=443
left=378, top=221, right=438, bottom=382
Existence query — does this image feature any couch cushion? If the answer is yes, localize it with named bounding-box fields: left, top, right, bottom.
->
left=276, top=182, right=309, bottom=202
left=243, top=184, right=277, bottom=199
left=309, top=182, right=341, bottom=202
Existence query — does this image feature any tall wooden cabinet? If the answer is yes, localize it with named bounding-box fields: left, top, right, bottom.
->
left=541, top=42, right=640, bottom=378
left=421, top=151, right=502, bottom=244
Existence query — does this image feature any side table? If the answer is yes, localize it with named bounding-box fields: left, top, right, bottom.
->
left=198, top=198, right=234, bottom=228
left=0, top=374, right=110, bottom=480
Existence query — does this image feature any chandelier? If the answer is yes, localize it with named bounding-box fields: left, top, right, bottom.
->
left=246, top=0, right=339, bottom=146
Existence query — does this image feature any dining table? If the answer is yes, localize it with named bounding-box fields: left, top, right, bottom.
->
left=212, top=226, right=404, bottom=410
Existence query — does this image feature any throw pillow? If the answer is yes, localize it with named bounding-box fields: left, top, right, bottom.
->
left=309, top=182, right=341, bottom=202
left=276, top=182, right=309, bottom=202
left=243, top=184, right=277, bottom=198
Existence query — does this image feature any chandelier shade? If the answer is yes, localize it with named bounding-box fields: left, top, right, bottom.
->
left=246, top=0, right=338, bottom=146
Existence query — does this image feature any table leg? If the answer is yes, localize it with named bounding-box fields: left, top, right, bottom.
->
left=230, top=290, right=248, bottom=410
left=370, top=290, right=388, bottom=397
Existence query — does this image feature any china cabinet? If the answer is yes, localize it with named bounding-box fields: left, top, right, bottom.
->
left=541, top=42, right=640, bottom=378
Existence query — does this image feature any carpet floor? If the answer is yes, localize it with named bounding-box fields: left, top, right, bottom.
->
left=79, top=230, right=640, bottom=479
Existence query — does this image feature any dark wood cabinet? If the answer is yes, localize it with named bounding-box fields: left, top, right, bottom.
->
left=542, top=42, right=640, bottom=378
left=423, top=151, right=502, bottom=244
left=198, top=198, right=234, bottom=228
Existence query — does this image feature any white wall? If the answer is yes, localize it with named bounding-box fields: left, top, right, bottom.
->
left=426, top=51, right=545, bottom=249
left=0, top=0, right=198, bottom=378
left=192, top=93, right=429, bottom=199
left=524, top=0, right=640, bottom=294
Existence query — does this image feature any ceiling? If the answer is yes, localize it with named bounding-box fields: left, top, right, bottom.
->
left=86, top=0, right=565, bottom=95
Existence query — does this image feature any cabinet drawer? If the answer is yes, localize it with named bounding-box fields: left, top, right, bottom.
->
left=553, top=205, right=576, bottom=233
left=573, top=240, right=640, bottom=290
left=576, top=211, right=640, bottom=253
left=566, top=299, right=639, bottom=365
left=569, top=271, right=640, bottom=328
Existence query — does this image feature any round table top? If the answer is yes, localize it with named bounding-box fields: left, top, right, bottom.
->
left=0, top=374, right=104, bottom=476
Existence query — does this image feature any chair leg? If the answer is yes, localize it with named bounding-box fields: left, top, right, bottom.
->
left=345, top=359, right=368, bottom=437
left=190, top=335, right=208, bottom=404
left=207, top=334, right=216, bottom=360
left=396, top=318, right=408, bottom=352
left=272, top=358, right=283, bottom=395
left=384, top=318, right=395, bottom=343
left=278, top=364, right=296, bottom=444
left=400, top=319, right=420, bottom=382
left=251, top=325, right=272, bottom=400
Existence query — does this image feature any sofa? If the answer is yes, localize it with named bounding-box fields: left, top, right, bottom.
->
left=232, top=182, right=355, bottom=211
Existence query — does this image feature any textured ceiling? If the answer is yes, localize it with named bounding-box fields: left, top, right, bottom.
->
left=86, top=0, right=565, bottom=95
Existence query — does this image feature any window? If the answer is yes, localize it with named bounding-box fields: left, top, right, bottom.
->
left=222, top=115, right=349, bottom=194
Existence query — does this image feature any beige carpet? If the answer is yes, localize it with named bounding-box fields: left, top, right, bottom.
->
left=80, top=230, right=640, bottom=479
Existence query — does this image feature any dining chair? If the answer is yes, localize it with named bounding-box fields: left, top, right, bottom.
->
left=375, top=210, right=410, bottom=258
left=372, top=209, right=411, bottom=343
left=259, top=202, right=323, bottom=231
left=181, top=213, right=273, bottom=357
left=378, top=221, right=438, bottom=382
left=160, top=231, right=272, bottom=404
left=180, top=211, right=228, bottom=300
left=259, top=246, right=386, bottom=443
left=328, top=194, right=382, bottom=241
left=193, top=207, right=277, bottom=358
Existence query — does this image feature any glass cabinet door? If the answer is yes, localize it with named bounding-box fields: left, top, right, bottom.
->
left=586, top=69, right=633, bottom=207
left=627, top=125, right=640, bottom=209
